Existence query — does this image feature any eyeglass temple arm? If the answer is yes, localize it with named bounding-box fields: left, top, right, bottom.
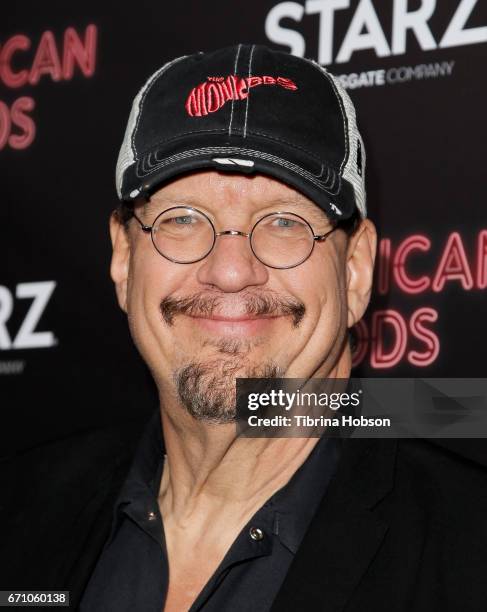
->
left=313, top=226, right=338, bottom=242
left=131, top=211, right=152, bottom=233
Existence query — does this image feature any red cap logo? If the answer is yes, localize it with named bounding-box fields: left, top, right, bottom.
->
left=185, top=75, right=298, bottom=117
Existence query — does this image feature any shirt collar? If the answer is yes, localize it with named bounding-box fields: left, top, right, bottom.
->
left=268, top=434, right=342, bottom=554
left=105, top=409, right=164, bottom=547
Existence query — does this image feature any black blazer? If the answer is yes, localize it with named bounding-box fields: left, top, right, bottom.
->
left=1, top=413, right=487, bottom=612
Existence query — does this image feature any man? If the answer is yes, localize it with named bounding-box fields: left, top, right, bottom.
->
left=81, top=43, right=487, bottom=611
left=2, top=44, right=486, bottom=611
left=81, top=43, right=377, bottom=611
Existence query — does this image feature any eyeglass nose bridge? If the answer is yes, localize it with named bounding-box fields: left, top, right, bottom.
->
left=215, top=229, right=251, bottom=238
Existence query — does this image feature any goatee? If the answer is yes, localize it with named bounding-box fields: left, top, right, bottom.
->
left=174, top=356, right=282, bottom=424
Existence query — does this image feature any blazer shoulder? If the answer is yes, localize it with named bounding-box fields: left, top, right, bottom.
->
left=0, top=414, right=152, bottom=590
left=394, top=437, right=487, bottom=521
left=0, top=414, right=151, bottom=525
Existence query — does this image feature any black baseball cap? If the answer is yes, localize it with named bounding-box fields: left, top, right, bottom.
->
left=116, top=44, right=366, bottom=221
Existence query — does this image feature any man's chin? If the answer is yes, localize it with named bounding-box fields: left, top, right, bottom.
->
left=173, top=357, right=282, bottom=425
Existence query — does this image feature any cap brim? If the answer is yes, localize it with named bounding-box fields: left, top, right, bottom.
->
left=122, top=135, right=357, bottom=221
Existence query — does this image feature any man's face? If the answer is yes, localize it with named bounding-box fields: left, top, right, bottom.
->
left=110, top=171, right=376, bottom=423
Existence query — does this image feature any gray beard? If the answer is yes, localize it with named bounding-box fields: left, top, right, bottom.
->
left=173, top=338, right=282, bottom=424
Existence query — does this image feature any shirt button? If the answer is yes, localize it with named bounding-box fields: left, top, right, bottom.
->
left=249, top=527, right=264, bottom=541
left=147, top=511, right=157, bottom=521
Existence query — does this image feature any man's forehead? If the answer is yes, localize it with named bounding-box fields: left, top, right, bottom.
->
left=144, top=170, right=329, bottom=219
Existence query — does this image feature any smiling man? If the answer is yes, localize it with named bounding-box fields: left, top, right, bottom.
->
left=112, top=171, right=369, bottom=422
left=76, top=45, right=487, bottom=612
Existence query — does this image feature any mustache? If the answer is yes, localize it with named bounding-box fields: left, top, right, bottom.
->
left=160, top=291, right=306, bottom=327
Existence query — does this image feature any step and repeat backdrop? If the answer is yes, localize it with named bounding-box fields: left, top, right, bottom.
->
left=2, top=1, right=486, bottom=451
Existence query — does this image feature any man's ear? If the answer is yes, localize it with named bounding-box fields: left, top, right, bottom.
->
left=109, top=212, right=131, bottom=313
left=345, top=219, right=377, bottom=328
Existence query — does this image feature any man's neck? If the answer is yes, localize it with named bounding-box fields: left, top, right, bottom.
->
left=157, top=353, right=351, bottom=529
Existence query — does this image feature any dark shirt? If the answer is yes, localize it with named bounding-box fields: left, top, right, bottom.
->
left=80, top=409, right=341, bottom=611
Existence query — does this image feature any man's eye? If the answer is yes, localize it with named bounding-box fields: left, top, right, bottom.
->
left=174, top=216, right=193, bottom=224
left=275, top=218, right=296, bottom=228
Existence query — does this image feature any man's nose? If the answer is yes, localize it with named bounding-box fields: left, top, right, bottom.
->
left=196, top=232, right=269, bottom=292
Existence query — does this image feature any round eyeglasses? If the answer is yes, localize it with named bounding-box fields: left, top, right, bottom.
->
left=131, top=206, right=337, bottom=269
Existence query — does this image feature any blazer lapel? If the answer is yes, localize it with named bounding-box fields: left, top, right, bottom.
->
left=271, top=438, right=397, bottom=612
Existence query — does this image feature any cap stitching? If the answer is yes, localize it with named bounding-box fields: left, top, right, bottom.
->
left=137, top=128, right=328, bottom=174
left=228, top=129, right=328, bottom=179
left=228, top=44, right=242, bottom=138
left=136, top=147, right=339, bottom=189
left=243, top=44, right=255, bottom=139
left=135, top=146, right=341, bottom=194
left=136, top=147, right=341, bottom=191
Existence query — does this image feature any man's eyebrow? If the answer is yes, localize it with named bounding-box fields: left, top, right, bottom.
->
left=142, top=195, right=201, bottom=215
left=265, top=197, right=332, bottom=223
left=142, top=194, right=331, bottom=223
